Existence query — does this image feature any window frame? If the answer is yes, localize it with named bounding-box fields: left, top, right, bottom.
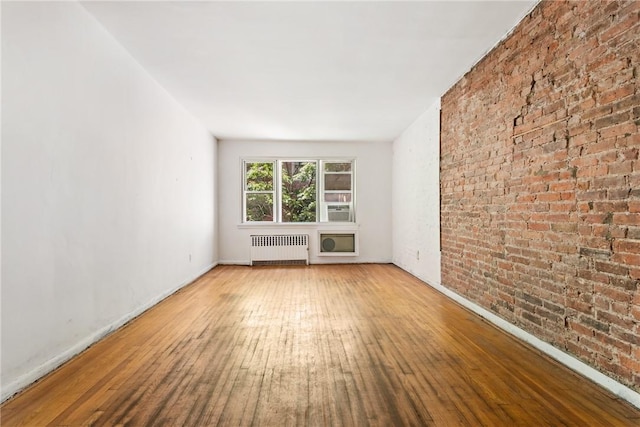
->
left=318, top=160, right=355, bottom=223
left=242, top=157, right=356, bottom=224
left=242, top=160, right=276, bottom=223
left=278, top=159, right=318, bottom=223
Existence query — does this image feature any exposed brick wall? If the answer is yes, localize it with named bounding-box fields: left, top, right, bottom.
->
left=440, top=0, right=639, bottom=390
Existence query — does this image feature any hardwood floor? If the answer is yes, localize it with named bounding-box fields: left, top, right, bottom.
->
left=2, top=264, right=639, bottom=426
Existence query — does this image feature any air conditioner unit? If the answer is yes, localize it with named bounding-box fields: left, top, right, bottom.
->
left=318, top=232, right=358, bottom=256
left=327, top=205, right=350, bottom=222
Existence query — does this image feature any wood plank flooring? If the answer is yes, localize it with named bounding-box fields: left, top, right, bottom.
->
left=2, top=264, right=639, bottom=426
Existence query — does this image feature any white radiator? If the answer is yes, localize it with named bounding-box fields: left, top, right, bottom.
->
left=250, top=234, right=309, bottom=266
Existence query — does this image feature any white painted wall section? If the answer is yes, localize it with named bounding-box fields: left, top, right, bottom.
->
left=391, top=100, right=441, bottom=286
left=217, top=140, right=392, bottom=264
left=1, top=2, right=217, bottom=401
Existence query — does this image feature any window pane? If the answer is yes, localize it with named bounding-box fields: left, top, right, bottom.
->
left=324, top=173, right=351, bottom=191
left=281, top=161, right=316, bottom=222
left=245, top=162, right=274, bottom=191
left=324, top=193, right=352, bottom=203
left=245, top=193, right=273, bottom=221
left=324, top=162, right=352, bottom=172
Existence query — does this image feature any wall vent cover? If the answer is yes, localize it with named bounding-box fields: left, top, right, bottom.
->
left=318, top=232, right=357, bottom=256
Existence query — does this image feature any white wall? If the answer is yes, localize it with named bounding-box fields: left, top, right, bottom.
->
left=218, top=139, right=392, bottom=264
left=391, top=100, right=441, bottom=286
left=1, top=2, right=217, bottom=400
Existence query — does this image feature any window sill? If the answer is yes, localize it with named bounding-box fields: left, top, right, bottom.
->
left=238, top=222, right=359, bottom=230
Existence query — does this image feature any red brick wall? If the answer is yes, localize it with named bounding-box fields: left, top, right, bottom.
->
left=440, top=0, right=639, bottom=390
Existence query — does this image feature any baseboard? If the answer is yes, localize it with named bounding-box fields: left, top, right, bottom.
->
left=218, top=260, right=251, bottom=266
left=1, top=262, right=217, bottom=403
left=407, top=270, right=640, bottom=410
left=311, top=258, right=392, bottom=264
left=218, top=259, right=393, bottom=266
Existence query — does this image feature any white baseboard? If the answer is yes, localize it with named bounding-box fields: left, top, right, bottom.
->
left=218, top=260, right=251, bottom=266
left=409, top=271, right=640, bottom=410
left=1, top=262, right=216, bottom=403
left=311, top=258, right=392, bottom=264
left=218, top=259, right=393, bottom=265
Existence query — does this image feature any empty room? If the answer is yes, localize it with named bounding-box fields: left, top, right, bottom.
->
left=2, top=0, right=639, bottom=425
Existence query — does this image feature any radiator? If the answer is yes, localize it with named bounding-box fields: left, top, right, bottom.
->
left=250, top=234, right=309, bottom=266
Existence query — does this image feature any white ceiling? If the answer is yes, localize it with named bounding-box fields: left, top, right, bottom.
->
left=81, top=1, right=538, bottom=143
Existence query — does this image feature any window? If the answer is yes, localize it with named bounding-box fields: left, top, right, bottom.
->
left=243, top=159, right=355, bottom=223
left=244, top=161, right=275, bottom=222
left=281, top=161, right=317, bottom=222
left=319, top=161, right=354, bottom=222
